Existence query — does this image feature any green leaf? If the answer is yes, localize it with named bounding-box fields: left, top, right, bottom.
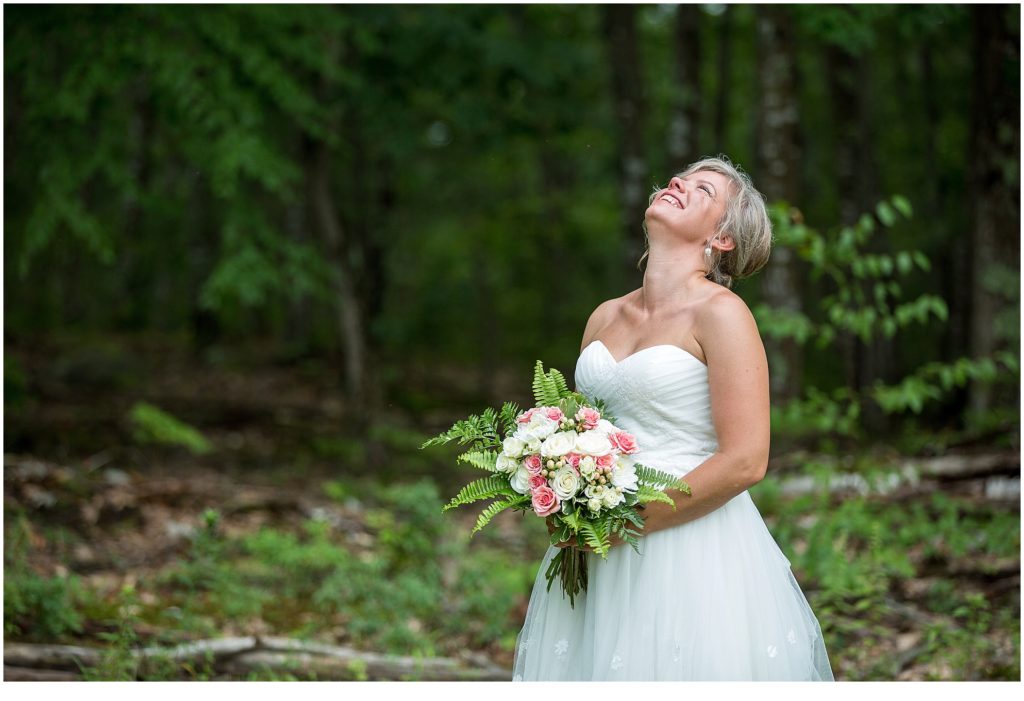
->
left=442, top=474, right=516, bottom=512
left=471, top=495, right=530, bottom=535
left=636, top=485, right=677, bottom=508
left=456, top=450, right=500, bottom=472
left=891, top=194, right=913, bottom=217
left=579, top=518, right=610, bottom=556
left=876, top=201, right=896, bottom=227
left=634, top=463, right=689, bottom=491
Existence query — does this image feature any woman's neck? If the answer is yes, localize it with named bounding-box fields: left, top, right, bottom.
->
left=637, top=242, right=709, bottom=315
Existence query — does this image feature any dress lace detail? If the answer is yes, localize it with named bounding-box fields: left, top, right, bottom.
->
left=510, top=341, right=835, bottom=681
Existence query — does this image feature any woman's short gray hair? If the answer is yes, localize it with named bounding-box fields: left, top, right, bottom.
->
left=638, top=154, right=773, bottom=289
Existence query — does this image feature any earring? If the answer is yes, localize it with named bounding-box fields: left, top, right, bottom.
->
left=704, top=244, right=712, bottom=257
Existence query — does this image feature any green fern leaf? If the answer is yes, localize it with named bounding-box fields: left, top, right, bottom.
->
left=549, top=367, right=570, bottom=398
left=636, top=485, right=676, bottom=508
left=442, top=474, right=516, bottom=512
left=498, top=401, right=521, bottom=437
left=421, top=412, right=500, bottom=449
left=635, top=463, right=687, bottom=490
left=532, top=360, right=550, bottom=406
left=471, top=495, right=530, bottom=535
left=579, top=518, right=610, bottom=556
left=456, top=450, right=500, bottom=472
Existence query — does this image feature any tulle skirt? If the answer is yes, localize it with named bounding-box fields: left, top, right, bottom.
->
left=511, top=490, right=834, bottom=681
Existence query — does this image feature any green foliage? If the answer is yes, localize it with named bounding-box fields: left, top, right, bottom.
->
left=4, top=570, right=84, bottom=640
left=3, top=514, right=84, bottom=640
left=635, top=484, right=676, bottom=508
left=442, top=474, right=516, bottom=512
left=129, top=401, right=213, bottom=455
left=762, top=195, right=941, bottom=347
left=633, top=463, right=691, bottom=494
left=79, top=585, right=142, bottom=681
left=455, top=449, right=499, bottom=473
left=870, top=353, right=1019, bottom=414
left=578, top=518, right=610, bottom=555
left=763, top=194, right=1019, bottom=438
left=532, top=360, right=571, bottom=407
left=421, top=408, right=501, bottom=450
left=472, top=495, right=530, bottom=535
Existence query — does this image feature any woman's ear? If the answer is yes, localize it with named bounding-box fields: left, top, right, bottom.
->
left=713, top=233, right=737, bottom=252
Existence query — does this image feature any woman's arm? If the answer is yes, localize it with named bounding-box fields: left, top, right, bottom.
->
left=552, top=291, right=770, bottom=549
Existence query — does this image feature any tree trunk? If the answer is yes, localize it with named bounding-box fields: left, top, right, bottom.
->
left=602, top=4, right=648, bottom=287
left=308, top=138, right=367, bottom=412
left=712, top=5, right=733, bottom=154
left=667, top=4, right=702, bottom=166
left=967, top=4, right=1020, bottom=420
left=755, top=5, right=803, bottom=402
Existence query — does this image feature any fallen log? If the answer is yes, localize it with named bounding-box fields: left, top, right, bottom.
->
left=773, top=451, right=1020, bottom=501
left=3, top=637, right=511, bottom=681
left=4, top=665, right=82, bottom=681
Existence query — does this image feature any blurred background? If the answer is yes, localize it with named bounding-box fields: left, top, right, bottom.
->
left=3, top=3, right=1020, bottom=681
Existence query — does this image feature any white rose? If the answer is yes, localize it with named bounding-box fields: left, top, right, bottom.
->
left=584, top=483, right=606, bottom=500
left=510, top=465, right=532, bottom=495
left=601, top=488, right=623, bottom=509
left=575, top=430, right=613, bottom=456
left=524, top=436, right=542, bottom=454
left=540, top=431, right=577, bottom=458
left=523, top=415, right=558, bottom=441
left=611, top=461, right=639, bottom=492
left=495, top=454, right=518, bottom=474
left=579, top=456, right=596, bottom=479
left=587, top=497, right=602, bottom=512
left=503, top=436, right=526, bottom=458
left=551, top=466, right=582, bottom=500
left=596, top=419, right=617, bottom=435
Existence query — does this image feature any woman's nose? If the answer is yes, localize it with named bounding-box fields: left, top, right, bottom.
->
left=668, top=176, right=685, bottom=191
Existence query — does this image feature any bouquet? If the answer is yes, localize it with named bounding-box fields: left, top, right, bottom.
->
left=422, top=360, right=691, bottom=607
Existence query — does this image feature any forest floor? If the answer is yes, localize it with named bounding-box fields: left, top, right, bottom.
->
left=3, top=332, right=1021, bottom=680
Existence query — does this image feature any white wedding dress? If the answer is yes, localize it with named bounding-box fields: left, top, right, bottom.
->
left=511, top=340, right=834, bottom=681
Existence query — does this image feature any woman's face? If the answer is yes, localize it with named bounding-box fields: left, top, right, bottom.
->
left=646, top=169, right=732, bottom=242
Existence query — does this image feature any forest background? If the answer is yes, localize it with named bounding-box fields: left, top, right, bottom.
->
left=3, top=3, right=1021, bottom=682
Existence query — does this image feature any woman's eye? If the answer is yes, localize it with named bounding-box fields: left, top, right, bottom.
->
left=700, top=185, right=712, bottom=196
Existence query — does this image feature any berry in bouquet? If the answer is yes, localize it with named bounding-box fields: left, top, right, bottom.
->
left=422, top=360, right=691, bottom=608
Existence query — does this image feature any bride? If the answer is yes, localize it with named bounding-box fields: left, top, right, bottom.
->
left=511, top=155, right=834, bottom=681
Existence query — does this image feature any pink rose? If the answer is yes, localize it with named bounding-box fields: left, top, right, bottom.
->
left=529, top=474, right=547, bottom=490
left=564, top=452, right=582, bottom=470
left=523, top=454, right=544, bottom=475
left=610, top=431, right=639, bottom=455
left=531, top=485, right=561, bottom=517
left=545, top=407, right=565, bottom=423
left=517, top=408, right=537, bottom=425
left=595, top=453, right=615, bottom=469
left=576, top=407, right=601, bottom=431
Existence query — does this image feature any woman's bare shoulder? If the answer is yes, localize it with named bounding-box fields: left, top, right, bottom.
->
left=696, top=286, right=764, bottom=359
left=580, top=291, right=634, bottom=350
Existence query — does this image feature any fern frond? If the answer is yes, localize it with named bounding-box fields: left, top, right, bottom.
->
left=471, top=494, right=530, bottom=535
left=421, top=411, right=500, bottom=449
left=531, top=361, right=554, bottom=406
left=532, top=360, right=569, bottom=406
left=612, top=519, right=643, bottom=554
left=579, top=518, right=611, bottom=556
left=456, top=450, right=500, bottom=472
left=635, top=463, right=688, bottom=490
left=442, top=475, right=516, bottom=512
left=498, top=401, right=521, bottom=437
left=549, top=367, right=570, bottom=398
left=636, top=485, right=676, bottom=508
